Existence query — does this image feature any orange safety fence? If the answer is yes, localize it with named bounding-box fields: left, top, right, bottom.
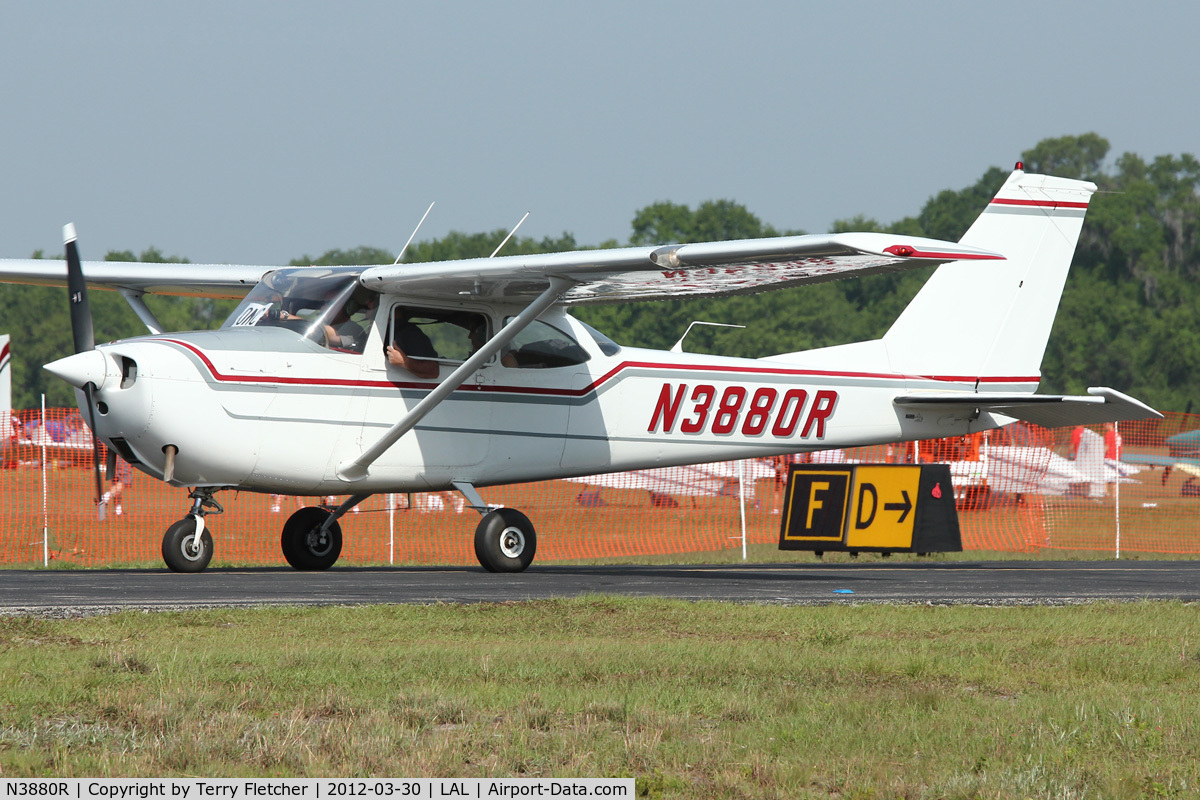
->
left=3, top=407, right=1200, bottom=566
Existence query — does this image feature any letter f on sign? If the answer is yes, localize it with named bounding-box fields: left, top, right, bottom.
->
left=806, top=481, right=830, bottom=530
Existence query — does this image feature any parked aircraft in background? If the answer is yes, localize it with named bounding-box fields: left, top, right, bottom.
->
left=1124, top=429, right=1200, bottom=495
left=0, top=409, right=96, bottom=469
left=0, top=166, right=1161, bottom=572
left=566, top=459, right=777, bottom=508
left=943, top=427, right=1144, bottom=508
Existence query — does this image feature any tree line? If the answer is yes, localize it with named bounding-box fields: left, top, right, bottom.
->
left=3, top=134, right=1196, bottom=413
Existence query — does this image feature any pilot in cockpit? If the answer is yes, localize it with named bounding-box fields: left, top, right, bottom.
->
left=322, top=289, right=379, bottom=353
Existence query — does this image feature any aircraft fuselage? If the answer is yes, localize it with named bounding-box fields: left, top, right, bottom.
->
left=75, top=301, right=993, bottom=496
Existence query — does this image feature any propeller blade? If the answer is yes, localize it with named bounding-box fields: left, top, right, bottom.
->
left=64, top=223, right=94, bottom=354
left=63, top=224, right=104, bottom=505
left=83, top=383, right=104, bottom=505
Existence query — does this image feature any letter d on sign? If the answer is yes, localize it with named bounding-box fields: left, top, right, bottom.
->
left=856, top=483, right=877, bottom=529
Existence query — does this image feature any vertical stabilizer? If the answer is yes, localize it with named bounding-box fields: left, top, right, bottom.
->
left=882, top=169, right=1096, bottom=392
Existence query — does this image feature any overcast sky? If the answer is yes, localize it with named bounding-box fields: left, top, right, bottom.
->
left=2, top=1, right=1197, bottom=265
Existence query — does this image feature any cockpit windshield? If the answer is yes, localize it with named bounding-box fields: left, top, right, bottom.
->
left=222, top=268, right=380, bottom=353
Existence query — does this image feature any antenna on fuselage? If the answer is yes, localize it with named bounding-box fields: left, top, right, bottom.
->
left=670, top=321, right=746, bottom=353
left=489, top=212, right=530, bottom=257
left=394, top=201, right=436, bottom=265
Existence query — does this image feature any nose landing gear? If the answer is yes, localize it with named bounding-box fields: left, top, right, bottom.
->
left=161, top=488, right=222, bottom=573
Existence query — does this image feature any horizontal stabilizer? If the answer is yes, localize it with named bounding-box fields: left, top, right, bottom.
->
left=893, top=387, right=1161, bottom=428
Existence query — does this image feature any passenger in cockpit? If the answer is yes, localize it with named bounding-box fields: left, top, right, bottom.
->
left=387, top=308, right=439, bottom=379
left=468, top=322, right=517, bottom=367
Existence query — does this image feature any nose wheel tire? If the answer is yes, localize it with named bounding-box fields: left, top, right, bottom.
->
left=473, top=508, right=537, bottom=572
left=162, top=517, right=214, bottom=573
left=281, top=506, right=343, bottom=570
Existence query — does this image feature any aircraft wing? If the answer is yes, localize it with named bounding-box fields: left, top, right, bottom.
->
left=0, top=231, right=998, bottom=304
left=1123, top=453, right=1200, bottom=473
left=893, top=387, right=1162, bottom=427
left=357, top=232, right=1002, bottom=305
left=1122, top=453, right=1179, bottom=468
left=986, top=446, right=1086, bottom=496
left=565, top=460, right=777, bottom=499
left=0, top=259, right=271, bottom=299
left=565, top=466, right=734, bottom=498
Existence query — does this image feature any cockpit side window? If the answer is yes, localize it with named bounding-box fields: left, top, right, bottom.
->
left=222, top=269, right=379, bottom=354
left=318, top=285, right=380, bottom=354
left=501, top=318, right=590, bottom=368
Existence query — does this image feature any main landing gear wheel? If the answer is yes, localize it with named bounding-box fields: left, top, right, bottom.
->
left=473, top=508, right=537, bottom=573
left=281, top=506, right=343, bottom=570
left=162, top=517, right=214, bottom=573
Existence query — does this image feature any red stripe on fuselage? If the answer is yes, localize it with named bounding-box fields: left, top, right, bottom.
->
left=156, top=338, right=1039, bottom=397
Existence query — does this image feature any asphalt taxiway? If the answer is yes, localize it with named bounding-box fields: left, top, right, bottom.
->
left=1, top=561, right=1197, bottom=615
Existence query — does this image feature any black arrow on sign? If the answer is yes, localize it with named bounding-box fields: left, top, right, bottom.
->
left=884, top=490, right=912, bottom=524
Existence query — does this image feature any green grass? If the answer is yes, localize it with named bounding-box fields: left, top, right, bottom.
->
left=3, top=598, right=1200, bottom=798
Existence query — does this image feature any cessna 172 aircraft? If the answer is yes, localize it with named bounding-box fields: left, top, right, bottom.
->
left=0, top=166, right=1161, bottom=573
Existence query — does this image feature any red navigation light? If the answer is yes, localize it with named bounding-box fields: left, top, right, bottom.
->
left=884, top=244, right=916, bottom=257
left=1015, top=161, right=1024, bottom=170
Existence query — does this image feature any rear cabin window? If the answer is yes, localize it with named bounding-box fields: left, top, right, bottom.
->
left=579, top=320, right=621, bottom=356
left=502, top=319, right=590, bottom=368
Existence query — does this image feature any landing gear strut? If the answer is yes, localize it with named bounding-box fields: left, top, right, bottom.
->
left=280, top=494, right=369, bottom=570
left=452, top=481, right=538, bottom=572
left=162, top=488, right=222, bottom=573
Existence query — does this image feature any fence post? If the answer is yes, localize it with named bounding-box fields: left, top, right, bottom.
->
left=1115, top=421, right=1121, bottom=559
left=737, top=460, right=747, bottom=560
left=41, top=395, right=48, bottom=567
left=388, top=493, right=395, bottom=565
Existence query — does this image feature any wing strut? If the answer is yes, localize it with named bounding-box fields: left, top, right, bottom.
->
left=118, top=288, right=165, bottom=335
left=336, top=276, right=579, bottom=482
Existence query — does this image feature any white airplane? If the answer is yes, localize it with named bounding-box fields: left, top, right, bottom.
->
left=0, top=165, right=1162, bottom=573
left=946, top=427, right=1145, bottom=505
